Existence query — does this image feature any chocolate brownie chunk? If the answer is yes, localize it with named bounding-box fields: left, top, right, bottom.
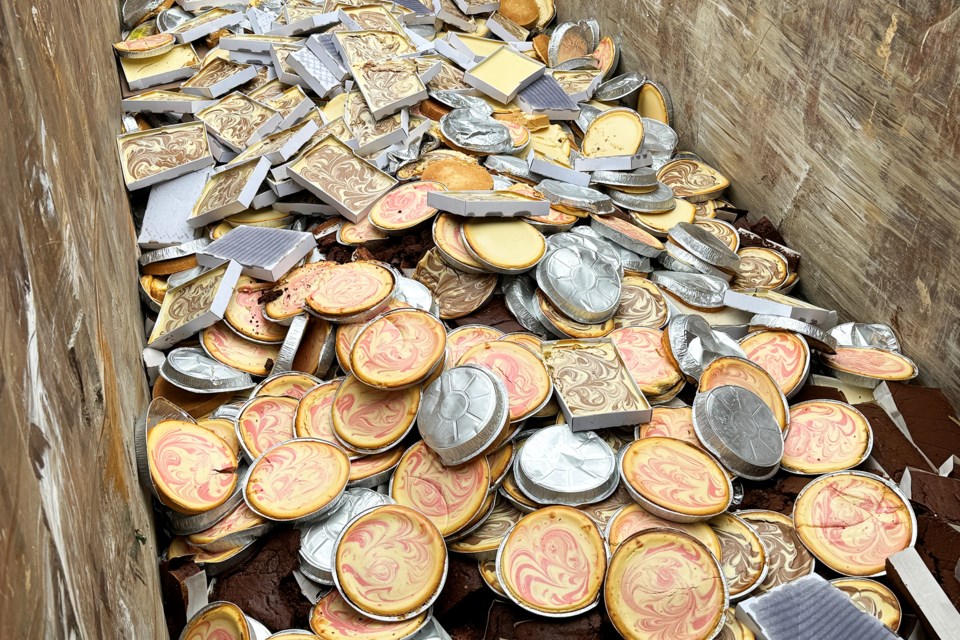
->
left=914, top=511, right=960, bottom=610
left=884, top=382, right=960, bottom=467
left=789, top=384, right=846, bottom=404
left=435, top=555, right=492, bottom=624
left=738, top=473, right=813, bottom=515
left=856, top=403, right=936, bottom=482
left=901, top=467, right=960, bottom=525
left=451, top=296, right=525, bottom=335
left=159, top=558, right=202, bottom=640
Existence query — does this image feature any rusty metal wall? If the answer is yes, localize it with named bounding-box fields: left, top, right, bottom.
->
left=561, top=0, right=960, bottom=406
left=0, top=0, right=165, bottom=637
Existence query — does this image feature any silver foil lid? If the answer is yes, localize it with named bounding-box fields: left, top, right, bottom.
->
left=485, top=154, right=539, bottom=182
left=271, top=314, right=309, bottom=373
left=660, top=253, right=701, bottom=275
left=664, top=242, right=733, bottom=281
left=669, top=222, right=741, bottom=270
left=157, top=6, right=194, bottom=32
left=536, top=245, right=622, bottom=324
left=167, top=266, right=206, bottom=288
left=160, top=346, right=256, bottom=393
left=693, top=386, right=783, bottom=480
left=590, top=166, right=658, bottom=189
left=607, top=182, right=675, bottom=212
left=502, top=275, right=552, bottom=337
left=589, top=215, right=663, bottom=259
left=491, top=175, right=515, bottom=190
left=536, top=179, right=615, bottom=214
left=299, top=488, right=393, bottom=584
left=553, top=56, right=599, bottom=71
left=651, top=271, right=729, bottom=309
left=395, top=276, right=440, bottom=316
left=641, top=117, right=679, bottom=153
left=122, top=0, right=167, bottom=28
left=419, top=365, right=509, bottom=465
left=513, top=424, right=617, bottom=506
left=571, top=226, right=650, bottom=273
left=139, top=238, right=211, bottom=266
left=439, top=108, right=514, bottom=154
left=666, top=314, right=745, bottom=381
left=548, top=21, right=596, bottom=67
left=595, top=72, right=646, bottom=102
left=690, top=330, right=747, bottom=375
left=575, top=102, right=604, bottom=133
left=430, top=91, right=493, bottom=116
left=828, top=322, right=901, bottom=352
left=749, top=314, right=839, bottom=353
left=547, top=233, right=623, bottom=276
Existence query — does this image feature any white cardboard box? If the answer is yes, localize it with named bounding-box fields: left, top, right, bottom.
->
left=138, top=167, right=213, bottom=249
left=197, top=226, right=316, bottom=282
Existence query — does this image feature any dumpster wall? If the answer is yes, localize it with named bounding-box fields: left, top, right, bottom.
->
left=0, top=1, right=165, bottom=637
left=564, top=1, right=960, bottom=406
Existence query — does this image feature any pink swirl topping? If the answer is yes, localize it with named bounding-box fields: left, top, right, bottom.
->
left=433, top=213, right=482, bottom=267
left=310, top=589, right=426, bottom=639
left=622, top=438, right=730, bottom=516
left=500, top=507, right=606, bottom=614
left=148, top=421, right=237, bottom=513
left=606, top=531, right=725, bottom=640
left=794, top=473, right=913, bottom=575
left=296, top=380, right=341, bottom=442
left=639, top=407, right=700, bottom=447
left=445, top=326, right=502, bottom=370
left=332, top=375, right=419, bottom=450
left=237, top=396, right=298, bottom=459
left=610, top=327, right=682, bottom=395
left=608, top=504, right=720, bottom=557
left=741, top=330, right=809, bottom=395
left=351, top=311, right=446, bottom=388
left=183, top=603, right=249, bottom=640
left=189, top=502, right=266, bottom=545
left=339, top=217, right=388, bottom=245
left=458, top=341, right=550, bottom=422
left=257, top=373, right=318, bottom=399
left=370, top=181, right=443, bottom=228
left=783, top=401, right=870, bottom=473
left=245, top=440, right=349, bottom=519
left=391, top=441, right=489, bottom=536
left=202, top=322, right=281, bottom=376
left=336, top=505, right=446, bottom=617
left=306, top=263, right=393, bottom=316
left=226, top=278, right=287, bottom=342
left=822, top=347, right=916, bottom=380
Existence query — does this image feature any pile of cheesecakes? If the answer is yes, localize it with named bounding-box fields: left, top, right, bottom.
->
left=116, top=1, right=952, bottom=639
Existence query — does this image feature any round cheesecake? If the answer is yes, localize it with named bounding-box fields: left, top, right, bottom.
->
left=202, top=322, right=281, bottom=376
left=449, top=498, right=523, bottom=557
left=224, top=276, right=288, bottom=343
left=739, top=330, right=810, bottom=397
left=197, top=418, right=240, bottom=457
left=245, top=439, right=349, bottom=521
left=708, top=512, right=768, bottom=599
left=335, top=504, right=447, bottom=619
left=413, top=249, right=497, bottom=320
left=433, top=213, right=487, bottom=272
left=498, top=506, right=607, bottom=616
left=499, top=332, right=542, bottom=350
left=149, top=420, right=238, bottom=514
left=444, top=325, right=502, bottom=371
left=630, top=199, right=696, bottom=235
left=390, top=441, right=490, bottom=537
left=782, top=401, right=872, bottom=474
left=309, top=589, right=428, bottom=640
left=181, top=602, right=250, bottom=640
left=583, top=108, right=644, bottom=157
left=610, top=327, right=683, bottom=397
left=717, top=609, right=755, bottom=640
left=638, top=407, right=700, bottom=448
left=831, top=577, right=902, bottom=632
left=348, top=445, right=404, bottom=485
left=793, top=472, right=914, bottom=576
left=821, top=347, right=917, bottom=382
left=500, top=470, right=539, bottom=513
left=693, top=219, right=739, bottom=251
left=479, top=558, right=506, bottom=596
left=738, top=510, right=815, bottom=590
left=256, top=373, right=320, bottom=399
left=368, top=181, right=444, bottom=233
left=331, top=375, right=420, bottom=453
left=605, top=529, right=727, bottom=640
left=535, top=290, right=613, bottom=338
left=335, top=299, right=409, bottom=374
left=337, top=218, right=387, bottom=245
left=458, top=340, right=551, bottom=422
left=699, top=356, right=789, bottom=431
left=295, top=380, right=341, bottom=442
left=731, top=247, right=788, bottom=290
left=613, top=275, right=670, bottom=329
left=350, top=310, right=446, bottom=389
left=305, top=262, right=395, bottom=320
left=264, top=261, right=335, bottom=322
left=592, top=214, right=665, bottom=257
left=620, top=437, right=731, bottom=521
left=462, top=218, right=546, bottom=273
left=486, top=442, right=515, bottom=487
left=657, top=159, right=730, bottom=201
left=607, top=503, right=722, bottom=558
left=187, top=502, right=267, bottom=550
left=236, top=395, right=298, bottom=460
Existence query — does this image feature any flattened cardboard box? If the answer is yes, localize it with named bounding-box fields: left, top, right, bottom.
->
left=121, top=90, right=215, bottom=115
left=147, top=260, right=242, bottom=350
left=723, top=289, right=837, bottom=327
left=180, top=58, right=258, bottom=98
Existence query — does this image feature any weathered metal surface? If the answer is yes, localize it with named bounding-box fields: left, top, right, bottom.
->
left=561, top=1, right=960, bottom=407
left=0, top=0, right=165, bottom=637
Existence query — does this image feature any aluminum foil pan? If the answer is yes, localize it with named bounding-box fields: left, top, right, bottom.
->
left=513, top=425, right=618, bottom=506
left=595, top=72, right=646, bottom=102
left=575, top=102, right=604, bottom=134
left=547, top=233, right=624, bottom=276
left=693, top=386, right=783, bottom=480
left=271, top=313, right=309, bottom=373
left=419, top=365, right=510, bottom=465
left=135, top=397, right=196, bottom=501
left=157, top=6, right=194, bottom=32
left=608, top=182, right=675, bottom=212
left=139, top=238, right=210, bottom=266
left=160, top=346, right=256, bottom=394
left=484, top=154, right=539, bottom=183
left=651, top=271, right=729, bottom=309
left=553, top=56, right=599, bottom=71
left=430, top=91, right=493, bottom=116
left=165, top=475, right=248, bottom=536
left=828, top=322, right=901, bottom=352
left=501, top=275, right=552, bottom=337
left=548, top=21, right=596, bottom=67
left=395, top=276, right=440, bottom=316
left=664, top=314, right=745, bottom=382
left=439, top=108, right=514, bottom=154
left=537, top=179, right=615, bottom=214
left=167, top=266, right=206, bottom=288
left=299, top=488, right=393, bottom=585
left=641, top=117, right=679, bottom=154
left=590, top=166, right=658, bottom=189
left=589, top=215, right=663, bottom=258
left=669, top=222, right=741, bottom=270
left=660, top=253, right=701, bottom=274
left=536, top=245, right=622, bottom=323
left=748, top=314, right=839, bottom=353
left=665, top=242, right=733, bottom=281
left=571, top=226, right=651, bottom=273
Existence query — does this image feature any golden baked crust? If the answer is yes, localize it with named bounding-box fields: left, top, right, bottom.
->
left=245, top=439, right=349, bottom=520
left=148, top=420, right=237, bottom=514
left=350, top=310, right=447, bottom=389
